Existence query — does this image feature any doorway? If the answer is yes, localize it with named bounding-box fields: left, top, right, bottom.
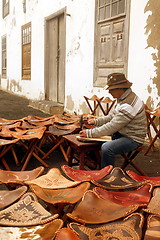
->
left=44, top=9, right=66, bottom=104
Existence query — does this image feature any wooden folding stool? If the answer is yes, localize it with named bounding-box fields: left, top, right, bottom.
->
left=145, top=107, right=160, bottom=155
left=0, top=138, right=19, bottom=170
left=120, top=145, right=146, bottom=175
left=84, top=95, right=104, bottom=115
left=96, top=97, right=116, bottom=116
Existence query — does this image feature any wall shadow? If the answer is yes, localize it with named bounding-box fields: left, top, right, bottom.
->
left=144, top=0, right=160, bottom=105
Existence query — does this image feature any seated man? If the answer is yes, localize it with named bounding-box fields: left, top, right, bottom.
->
left=80, top=73, right=147, bottom=168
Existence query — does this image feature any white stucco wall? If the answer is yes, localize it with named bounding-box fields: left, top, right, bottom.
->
left=65, top=0, right=160, bottom=115
left=0, top=0, right=97, bottom=107
left=65, top=0, right=96, bottom=114
left=128, top=0, right=160, bottom=109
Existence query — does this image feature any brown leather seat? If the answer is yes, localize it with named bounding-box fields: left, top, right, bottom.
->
left=127, top=170, right=160, bottom=187
left=0, top=166, right=44, bottom=185
left=25, top=115, right=54, bottom=121
left=13, top=126, right=49, bottom=171
left=67, top=190, right=139, bottom=224
left=20, top=120, right=40, bottom=129
left=93, top=183, right=152, bottom=206
left=30, top=182, right=90, bottom=205
left=83, top=95, right=104, bottom=115
left=0, top=122, right=21, bottom=137
left=92, top=167, right=147, bottom=190
left=0, top=218, right=63, bottom=239
left=55, top=227, right=82, bottom=240
left=54, top=122, right=80, bottom=130
left=69, top=213, right=144, bottom=240
left=24, top=115, right=55, bottom=127
left=12, top=126, right=46, bottom=139
left=0, top=118, right=22, bottom=126
left=25, top=168, right=81, bottom=189
left=61, top=165, right=113, bottom=181
left=144, top=215, right=160, bottom=240
left=0, top=192, right=58, bottom=226
left=54, top=113, right=80, bottom=125
left=45, top=125, right=80, bottom=138
left=0, top=186, right=28, bottom=209
left=0, top=138, right=19, bottom=146
left=96, top=96, right=116, bottom=115
left=143, top=188, right=160, bottom=216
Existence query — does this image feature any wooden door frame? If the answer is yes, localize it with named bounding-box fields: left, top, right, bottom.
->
left=44, top=7, right=66, bottom=101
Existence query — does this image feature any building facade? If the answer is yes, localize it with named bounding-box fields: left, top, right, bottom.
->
left=0, top=0, right=159, bottom=115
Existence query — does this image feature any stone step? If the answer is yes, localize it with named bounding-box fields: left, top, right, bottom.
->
left=29, top=100, right=64, bottom=115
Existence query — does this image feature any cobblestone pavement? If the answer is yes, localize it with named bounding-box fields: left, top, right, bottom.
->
left=0, top=89, right=159, bottom=177
left=0, top=90, right=51, bottom=120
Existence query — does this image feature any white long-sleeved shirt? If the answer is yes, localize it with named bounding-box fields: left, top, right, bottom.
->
left=86, top=88, right=147, bottom=144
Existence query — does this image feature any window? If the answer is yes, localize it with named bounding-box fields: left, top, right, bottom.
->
left=1, top=35, right=7, bottom=78
left=22, top=22, right=31, bottom=80
left=98, top=0, right=125, bottom=20
left=2, top=0, right=9, bottom=18
left=94, top=0, right=130, bottom=87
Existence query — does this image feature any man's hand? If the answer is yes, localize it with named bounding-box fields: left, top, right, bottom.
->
left=88, top=118, right=95, bottom=125
left=79, top=129, right=87, bottom=137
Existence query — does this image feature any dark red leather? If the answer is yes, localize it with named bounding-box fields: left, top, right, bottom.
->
left=127, top=170, right=160, bottom=187
left=93, top=184, right=152, bottom=206
left=61, top=165, right=113, bottom=181
left=93, top=183, right=152, bottom=206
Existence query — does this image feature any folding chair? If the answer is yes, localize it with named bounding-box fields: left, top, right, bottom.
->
left=96, top=97, right=116, bottom=116
left=120, top=145, right=146, bottom=175
left=11, top=126, right=49, bottom=170
left=23, top=115, right=55, bottom=128
left=41, top=125, right=80, bottom=163
left=144, top=107, right=160, bottom=155
left=84, top=95, right=104, bottom=115
left=0, top=138, right=19, bottom=170
left=0, top=117, right=51, bottom=171
left=0, top=117, right=22, bottom=126
left=145, top=105, right=157, bottom=151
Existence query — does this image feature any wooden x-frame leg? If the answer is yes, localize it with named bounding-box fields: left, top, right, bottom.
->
left=20, top=138, right=49, bottom=171
left=84, top=95, right=104, bottom=115
left=0, top=139, right=19, bottom=170
left=145, top=108, right=160, bottom=155
left=121, top=146, right=146, bottom=176
left=41, top=135, right=68, bottom=162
